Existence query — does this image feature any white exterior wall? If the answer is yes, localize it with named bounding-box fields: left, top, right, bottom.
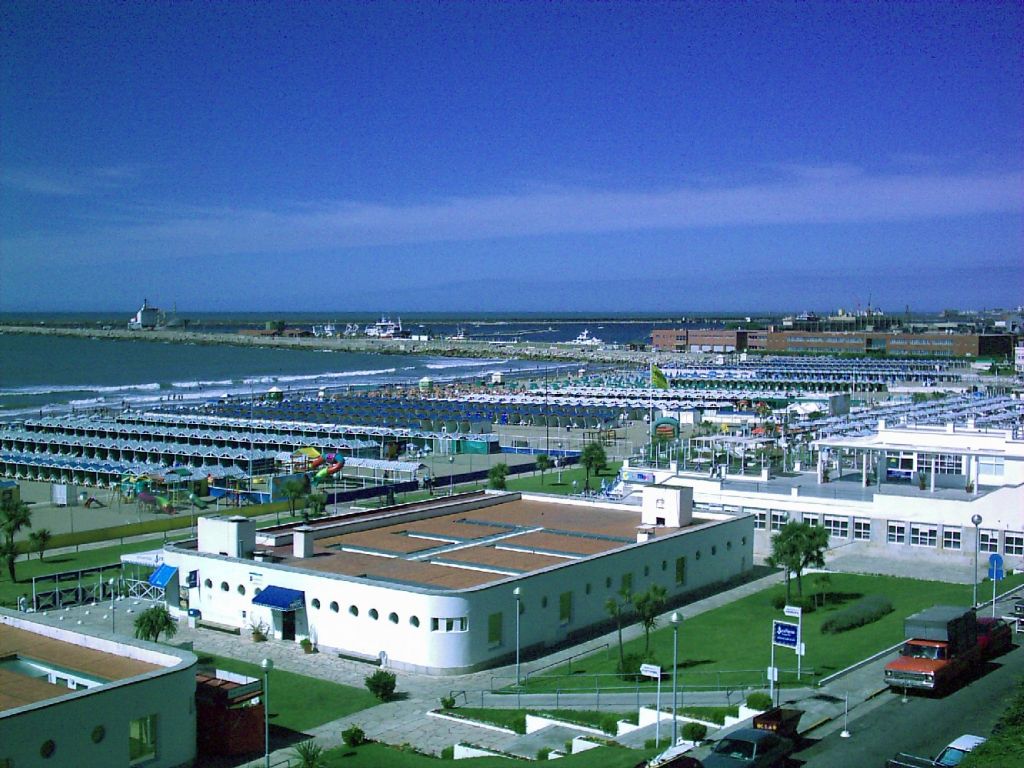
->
left=0, top=614, right=196, bottom=768
left=164, top=514, right=752, bottom=674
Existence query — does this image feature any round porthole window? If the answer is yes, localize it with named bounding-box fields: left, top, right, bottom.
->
left=220, top=581, right=229, bottom=592
left=369, top=608, right=379, bottom=620
left=237, top=585, right=246, bottom=595
left=695, top=550, right=702, bottom=560
left=40, top=739, right=56, bottom=758
left=312, top=599, right=321, bottom=610
left=349, top=605, right=359, bottom=616
left=91, top=726, right=105, bottom=744
left=409, top=615, right=420, bottom=627
left=389, top=612, right=399, bottom=624
left=203, top=578, right=212, bottom=589
left=330, top=601, right=339, bottom=613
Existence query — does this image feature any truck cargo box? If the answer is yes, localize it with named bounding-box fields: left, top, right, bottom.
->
left=904, top=606, right=977, bottom=655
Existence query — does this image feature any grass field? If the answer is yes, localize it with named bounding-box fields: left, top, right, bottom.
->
left=319, top=741, right=657, bottom=767
left=194, top=651, right=379, bottom=732
left=522, top=571, right=1024, bottom=692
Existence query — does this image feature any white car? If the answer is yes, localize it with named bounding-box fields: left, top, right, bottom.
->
left=934, top=734, right=986, bottom=767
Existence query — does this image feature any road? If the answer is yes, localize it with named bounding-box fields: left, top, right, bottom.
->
left=794, top=639, right=1022, bottom=767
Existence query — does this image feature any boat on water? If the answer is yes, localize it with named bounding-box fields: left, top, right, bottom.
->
left=364, top=316, right=409, bottom=338
left=312, top=323, right=337, bottom=338
left=449, top=327, right=468, bottom=341
left=569, top=329, right=603, bottom=346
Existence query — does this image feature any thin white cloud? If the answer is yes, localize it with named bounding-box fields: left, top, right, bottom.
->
left=3, top=166, right=1022, bottom=261
left=1, top=164, right=148, bottom=197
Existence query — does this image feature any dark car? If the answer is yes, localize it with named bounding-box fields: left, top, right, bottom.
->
left=1013, top=598, right=1024, bottom=617
left=976, top=616, right=1013, bottom=658
left=701, top=727, right=794, bottom=768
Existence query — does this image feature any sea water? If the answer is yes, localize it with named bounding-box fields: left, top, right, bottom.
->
left=0, top=333, right=553, bottom=418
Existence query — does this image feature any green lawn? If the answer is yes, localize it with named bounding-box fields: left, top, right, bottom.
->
left=522, top=572, right=1024, bottom=692
left=506, top=462, right=622, bottom=495
left=194, top=651, right=378, bottom=732
left=321, top=741, right=658, bottom=767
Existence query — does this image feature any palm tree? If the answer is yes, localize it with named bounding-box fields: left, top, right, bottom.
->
left=488, top=463, right=509, bottom=490
left=307, top=492, right=328, bottom=520
left=133, top=604, right=178, bottom=643
left=281, top=478, right=306, bottom=524
left=580, top=443, right=607, bottom=492
left=632, top=584, right=667, bottom=655
left=0, top=496, right=32, bottom=582
left=535, top=454, right=552, bottom=485
left=604, top=585, right=632, bottom=672
left=290, top=740, right=327, bottom=768
left=28, top=528, right=52, bottom=560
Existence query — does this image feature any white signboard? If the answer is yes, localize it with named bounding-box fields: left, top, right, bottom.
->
left=767, top=666, right=778, bottom=682
left=640, top=663, right=662, bottom=679
left=784, top=605, right=802, bottom=618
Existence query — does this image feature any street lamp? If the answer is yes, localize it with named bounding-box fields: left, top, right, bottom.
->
left=972, top=514, right=983, bottom=607
left=670, top=612, right=681, bottom=747
left=513, top=587, right=522, bottom=686
left=261, top=658, right=274, bottom=768
left=108, top=577, right=116, bottom=633
left=449, top=455, right=455, bottom=496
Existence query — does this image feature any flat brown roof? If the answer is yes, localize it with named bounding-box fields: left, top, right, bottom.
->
left=260, top=496, right=691, bottom=591
left=0, top=624, right=159, bottom=710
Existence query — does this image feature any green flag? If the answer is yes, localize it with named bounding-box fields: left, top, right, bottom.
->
left=650, top=364, right=669, bottom=390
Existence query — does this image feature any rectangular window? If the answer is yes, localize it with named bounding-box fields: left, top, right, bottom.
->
left=803, top=514, right=819, bottom=527
left=853, top=519, right=871, bottom=541
left=770, top=511, right=787, bottom=531
left=824, top=516, right=849, bottom=538
left=753, top=511, right=767, bottom=530
left=1005, top=534, right=1024, bottom=556
left=921, top=454, right=964, bottom=475
left=942, top=529, right=962, bottom=550
left=979, top=457, right=1004, bottom=477
left=487, top=612, right=503, bottom=647
left=129, top=714, right=158, bottom=766
left=887, top=523, right=906, bottom=544
left=910, top=525, right=937, bottom=547
left=979, top=530, right=999, bottom=554
left=621, top=572, right=633, bottom=595
left=431, top=617, right=468, bottom=633
left=559, top=592, right=573, bottom=625
left=675, top=556, right=687, bottom=586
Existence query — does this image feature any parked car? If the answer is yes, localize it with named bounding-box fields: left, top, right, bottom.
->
left=1012, top=598, right=1024, bottom=617
left=976, top=616, right=1013, bottom=658
left=887, top=734, right=986, bottom=767
left=701, top=727, right=794, bottom=768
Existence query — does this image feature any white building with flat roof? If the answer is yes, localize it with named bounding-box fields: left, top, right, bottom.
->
left=0, top=610, right=197, bottom=768
left=624, top=421, right=1024, bottom=570
left=159, top=490, right=753, bottom=674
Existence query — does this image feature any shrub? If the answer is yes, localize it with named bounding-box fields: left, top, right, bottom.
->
left=440, top=694, right=456, bottom=709
left=537, top=747, right=551, bottom=760
left=770, top=593, right=815, bottom=613
left=682, top=722, right=707, bottom=742
left=441, top=745, right=455, bottom=760
left=341, top=726, right=365, bottom=747
left=617, top=651, right=659, bottom=681
left=644, top=738, right=657, bottom=750
left=509, top=713, right=527, bottom=735
left=820, top=595, right=894, bottom=635
left=746, top=692, right=772, bottom=710
left=364, top=669, right=397, bottom=701
left=600, top=713, right=621, bottom=735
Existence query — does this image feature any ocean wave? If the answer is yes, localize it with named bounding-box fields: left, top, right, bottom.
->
left=424, top=359, right=506, bottom=370
left=68, top=397, right=106, bottom=407
left=0, top=382, right=162, bottom=397
left=170, top=379, right=234, bottom=389
left=242, top=368, right=398, bottom=386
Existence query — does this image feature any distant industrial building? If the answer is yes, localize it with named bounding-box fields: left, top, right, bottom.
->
left=651, top=329, right=751, bottom=353
left=127, top=299, right=160, bottom=330
left=160, top=490, right=752, bottom=673
left=0, top=611, right=197, bottom=768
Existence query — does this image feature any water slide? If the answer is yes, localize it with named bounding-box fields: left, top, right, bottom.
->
left=189, top=493, right=208, bottom=509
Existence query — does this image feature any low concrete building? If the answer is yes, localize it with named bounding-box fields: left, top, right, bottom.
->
left=0, top=610, right=197, bottom=768
left=161, top=491, right=753, bottom=674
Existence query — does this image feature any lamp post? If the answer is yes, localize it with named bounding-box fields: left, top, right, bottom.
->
left=670, top=612, right=681, bottom=747
left=108, top=577, right=116, bottom=634
left=513, top=587, right=522, bottom=687
left=449, top=455, right=455, bottom=496
left=972, top=514, right=983, bottom=607
left=261, top=658, right=274, bottom=768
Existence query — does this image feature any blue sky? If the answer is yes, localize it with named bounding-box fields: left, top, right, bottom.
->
left=1, top=1, right=1021, bottom=313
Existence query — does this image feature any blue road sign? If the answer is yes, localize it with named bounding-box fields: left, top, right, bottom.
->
left=989, top=553, right=1005, bottom=581
left=773, top=620, right=799, bottom=649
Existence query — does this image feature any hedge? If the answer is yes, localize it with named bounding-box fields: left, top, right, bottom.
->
left=820, top=595, right=893, bottom=635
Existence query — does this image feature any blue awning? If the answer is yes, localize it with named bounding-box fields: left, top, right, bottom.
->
left=148, top=564, right=178, bottom=588
left=252, top=586, right=305, bottom=611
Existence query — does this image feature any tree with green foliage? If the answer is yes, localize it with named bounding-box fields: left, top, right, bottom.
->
left=766, top=522, right=830, bottom=603
left=290, top=740, right=328, bottom=768
left=28, top=528, right=52, bottom=560
left=632, top=584, right=668, bottom=654
left=281, top=478, right=306, bottom=524
left=604, top=585, right=632, bottom=672
left=133, top=604, right=178, bottom=643
left=488, top=462, right=509, bottom=490
left=580, top=442, right=607, bottom=492
left=535, top=453, right=552, bottom=485
left=0, top=495, right=32, bottom=582
left=364, top=669, right=397, bottom=701
left=306, top=492, right=328, bottom=520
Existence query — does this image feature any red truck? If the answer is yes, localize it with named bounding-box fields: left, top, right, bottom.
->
left=884, top=606, right=980, bottom=695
